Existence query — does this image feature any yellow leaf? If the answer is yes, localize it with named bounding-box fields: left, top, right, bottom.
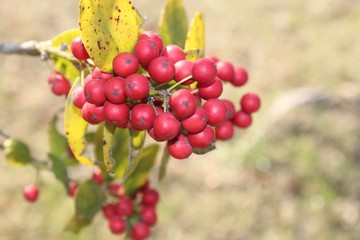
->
left=64, top=78, right=93, bottom=165
left=79, top=0, right=143, bottom=72
left=184, top=48, right=201, bottom=62
left=184, top=12, right=205, bottom=60
left=103, top=123, right=116, bottom=172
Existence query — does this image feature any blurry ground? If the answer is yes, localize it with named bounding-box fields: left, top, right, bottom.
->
left=0, top=0, right=360, bottom=239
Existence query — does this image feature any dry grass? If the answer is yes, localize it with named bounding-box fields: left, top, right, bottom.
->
left=0, top=0, right=360, bottom=239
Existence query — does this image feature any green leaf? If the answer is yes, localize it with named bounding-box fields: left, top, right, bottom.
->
left=65, top=180, right=105, bottom=233
left=64, top=77, right=93, bottom=165
left=79, top=0, right=143, bottom=72
left=49, top=153, right=70, bottom=192
left=3, top=139, right=32, bottom=167
left=159, top=0, right=188, bottom=48
left=158, top=147, right=170, bottom=181
left=49, top=114, right=68, bottom=159
left=51, top=28, right=81, bottom=82
left=102, top=123, right=116, bottom=172
left=124, top=144, right=159, bottom=195
left=184, top=12, right=205, bottom=58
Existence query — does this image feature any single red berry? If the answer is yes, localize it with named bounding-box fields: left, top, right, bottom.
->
left=47, top=72, right=71, bottom=96
left=215, top=121, right=234, bottom=140
left=138, top=31, right=164, bottom=54
left=131, top=222, right=150, bottom=240
left=222, top=99, right=236, bottom=120
left=103, top=102, right=130, bottom=127
left=81, top=102, right=104, bottom=125
left=161, top=44, right=185, bottom=63
left=174, top=59, right=194, bottom=85
left=71, top=37, right=90, bottom=61
left=232, top=111, right=252, bottom=128
left=72, top=86, right=86, bottom=108
left=181, top=106, right=208, bottom=133
left=231, top=66, right=248, bottom=87
left=141, top=188, right=159, bottom=207
left=92, top=168, right=104, bottom=185
left=140, top=207, right=157, bottom=226
left=187, top=125, right=215, bottom=149
left=202, top=99, right=228, bottom=126
left=192, top=58, right=217, bottom=84
left=23, top=185, right=39, bottom=202
left=134, top=39, right=159, bottom=66
left=116, top=198, right=134, bottom=217
left=68, top=181, right=78, bottom=197
left=240, top=93, right=261, bottom=113
left=113, top=52, right=139, bottom=78
left=148, top=56, right=175, bottom=83
left=216, top=60, right=235, bottom=82
left=130, top=104, right=156, bottom=130
left=108, top=217, right=126, bottom=235
left=152, top=112, right=181, bottom=141
left=124, top=74, right=150, bottom=100
left=92, top=67, right=115, bottom=81
left=84, top=79, right=107, bottom=106
left=102, top=203, right=117, bottom=220
left=169, top=89, right=197, bottom=119
left=139, top=180, right=150, bottom=193
left=104, top=77, right=126, bottom=104
left=207, top=55, right=219, bottom=63
left=167, top=134, right=192, bottom=159
left=198, top=77, right=223, bottom=100
left=108, top=184, right=125, bottom=198
left=147, top=127, right=164, bottom=142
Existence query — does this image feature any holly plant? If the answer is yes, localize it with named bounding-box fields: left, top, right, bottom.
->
left=0, top=0, right=260, bottom=239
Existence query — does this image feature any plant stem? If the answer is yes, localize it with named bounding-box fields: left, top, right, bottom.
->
left=167, top=75, right=193, bottom=92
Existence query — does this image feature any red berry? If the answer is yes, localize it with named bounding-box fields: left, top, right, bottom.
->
left=138, top=31, right=164, bottom=54
left=215, top=121, right=234, bottom=140
left=216, top=61, right=235, bottom=82
left=68, top=181, right=78, bottom=197
left=131, top=222, right=150, bottom=240
left=104, top=77, right=126, bottom=104
left=102, top=203, right=117, bottom=219
left=198, top=77, right=223, bottom=100
left=231, top=66, right=248, bottom=87
left=187, top=125, right=215, bottom=149
left=116, top=198, right=133, bottom=217
left=240, top=93, right=261, bottom=113
left=71, top=37, right=90, bottom=61
left=167, top=134, right=192, bottom=159
left=92, top=67, right=115, bottom=81
left=222, top=99, right=236, bottom=120
left=140, top=207, right=157, bottom=226
left=108, top=217, right=126, bottom=234
left=192, top=58, right=217, bottom=84
left=152, top=112, right=181, bottom=141
left=169, top=89, right=197, bottom=119
left=72, top=86, right=86, bottom=108
left=23, top=185, right=39, bottom=202
left=130, top=104, right=156, bottom=130
left=202, top=99, right=228, bottom=126
left=113, top=52, right=139, bottom=78
left=92, top=168, right=104, bottom=185
left=174, top=59, right=194, bottom=85
left=181, top=106, right=208, bottom=133
left=232, top=111, right=252, bottom=128
left=207, top=55, right=219, bottom=63
left=47, top=72, right=71, bottom=96
left=81, top=102, right=104, bottom=125
left=108, top=184, right=125, bottom=198
left=141, top=188, right=159, bottom=207
left=84, top=79, right=107, bottom=106
left=103, top=102, right=130, bottom=127
left=148, top=56, right=175, bottom=83
left=161, top=44, right=185, bottom=63
left=134, top=39, right=159, bottom=66
left=124, top=74, right=150, bottom=100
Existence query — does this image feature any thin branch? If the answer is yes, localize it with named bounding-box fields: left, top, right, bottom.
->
left=0, top=41, right=43, bottom=56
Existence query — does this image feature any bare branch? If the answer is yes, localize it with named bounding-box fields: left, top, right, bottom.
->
left=0, top=41, right=43, bottom=56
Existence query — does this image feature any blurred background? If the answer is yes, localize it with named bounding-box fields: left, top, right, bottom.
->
left=0, top=0, right=360, bottom=239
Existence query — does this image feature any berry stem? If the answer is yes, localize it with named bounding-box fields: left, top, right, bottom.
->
left=167, top=75, right=193, bottom=92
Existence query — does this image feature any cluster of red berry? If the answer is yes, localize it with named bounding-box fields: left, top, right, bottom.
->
left=62, top=32, right=261, bottom=159
left=92, top=168, right=158, bottom=240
